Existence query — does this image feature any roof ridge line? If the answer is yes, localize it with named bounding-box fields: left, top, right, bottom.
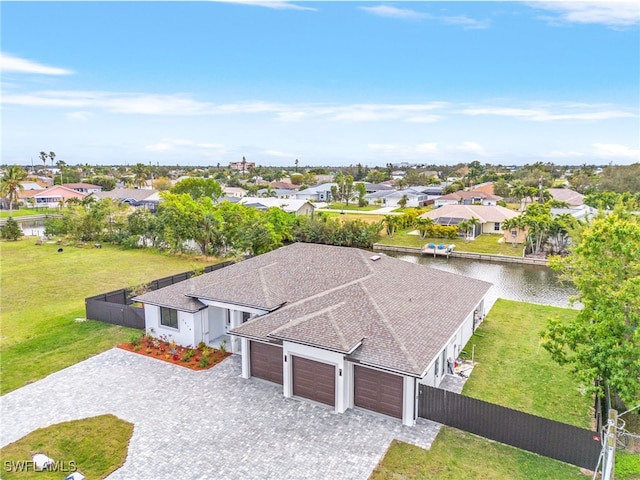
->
left=268, top=301, right=346, bottom=337
left=358, top=282, right=421, bottom=373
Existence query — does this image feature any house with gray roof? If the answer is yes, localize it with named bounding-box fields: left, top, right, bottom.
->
left=91, top=188, right=160, bottom=211
left=135, top=243, right=491, bottom=426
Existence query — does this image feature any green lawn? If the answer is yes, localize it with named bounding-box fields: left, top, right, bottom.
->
left=0, top=240, right=213, bottom=394
left=371, top=299, right=593, bottom=479
left=378, top=230, right=523, bottom=257
left=319, top=211, right=386, bottom=224
left=0, top=208, right=58, bottom=218
left=325, top=202, right=380, bottom=211
left=0, top=415, right=133, bottom=479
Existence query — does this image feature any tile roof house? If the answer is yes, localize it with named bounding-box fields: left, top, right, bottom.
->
left=62, top=183, right=103, bottom=194
left=239, top=197, right=315, bottom=215
left=19, top=185, right=87, bottom=208
left=420, top=204, right=520, bottom=239
left=91, top=188, right=160, bottom=211
left=548, top=188, right=585, bottom=207
left=434, top=191, right=502, bottom=208
left=134, top=243, right=491, bottom=426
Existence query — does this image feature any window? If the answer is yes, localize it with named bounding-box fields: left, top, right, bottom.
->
left=434, top=358, right=440, bottom=377
left=242, top=311, right=251, bottom=323
left=160, top=307, right=178, bottom=329
left=494, top=222, right=501, bottom=231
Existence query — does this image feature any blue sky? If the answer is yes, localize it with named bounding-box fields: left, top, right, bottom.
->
left=1, top=1, right=639, bottom=167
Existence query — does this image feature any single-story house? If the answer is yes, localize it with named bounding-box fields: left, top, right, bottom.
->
left=134, top=243, right=491, bottom=426
left=420, top=204, right=520, bottom=239
left=548, top=188, right=584, bottom=207
left=239, top=197, right=315, bottom=216
left=365, top=188, right=428, bottom=208
left=91, top=188, right=160, bottom=211
left=62, top=183, right=103, bottom=194
left=19, top=185, right=87, bottom=208
left=434, top=191, right=502, bottom=208
left=222, top=187, right=247, bottom=198
left=18, top=181, right=46, bottom=191
left=295, top=183, right=336, bottom=202
left=256, top=188, right=298, bottom=199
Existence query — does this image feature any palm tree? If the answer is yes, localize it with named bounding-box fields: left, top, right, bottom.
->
left=416, top=217, right=434, bottom=239
left=56, top=160, right=67, bottom=185
left=39, top=151, right=49, bottom=172
left=383, top=215, right=400, bottom=237
left=398, top=194, right=409, bottom=209
left=510, top=183, right=530, bottom=211
left=49, top=151, right=56, bottom=170
left=467, top=216, right=481, bottom=239
left=294, top=158, right=299, bottom=173
left=0, top=166, right=27, bottom=215
left=457, top=220, right=470, bottom=242
left=131, top=163, right=149, bottom=189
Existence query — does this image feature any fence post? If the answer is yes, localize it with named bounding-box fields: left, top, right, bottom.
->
left=601, top=409, right=617, bottom=480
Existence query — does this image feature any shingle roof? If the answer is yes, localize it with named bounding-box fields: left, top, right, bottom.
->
left=438, top=191, right=502, bottom=201
left=135, top=243, right=491, bottom=376
left=548, top=188, right=584, bottom=207
left=92, top=188, right=159, bottom=202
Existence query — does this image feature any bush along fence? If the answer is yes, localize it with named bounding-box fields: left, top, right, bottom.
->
left=85, top=261, right=234, bottom=329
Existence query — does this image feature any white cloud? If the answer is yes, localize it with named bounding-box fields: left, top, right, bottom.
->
left=263, top=149, right=296, bottom=158
left=0, top=53, right=74, bottom=75
left=441, top=15, right=490, bottom=29
left=542, top=150, right=585, bottom=158
left=452, top=141, right=488, bottom=156
left=593, top=143, right=640, bottom=159
left=213, top=1, right=316, bottom=11
left=529, top=2, right=640, bottom=28
left=368, top=143, right=439, bottom=156
left=460, top=105, right=635, bottom=122
left=360, top=5, right=427, bottom=20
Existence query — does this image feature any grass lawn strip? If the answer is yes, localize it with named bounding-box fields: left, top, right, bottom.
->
left=0, top=240, right=214, bottom=394
left=371, top=299, right=593, bottom=479
left=0, top=414, right=133, bottom=479
left=0, top=208, right=58, bottom=218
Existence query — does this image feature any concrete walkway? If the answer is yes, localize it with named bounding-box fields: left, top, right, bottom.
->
left=1, top=349, right=440, bottom=480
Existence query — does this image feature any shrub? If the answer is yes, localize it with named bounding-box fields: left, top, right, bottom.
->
left=198, top=357, right=210, bottom=368
left=129, top=333, right=142, bottom=347
left=0, top=217, right=23, bottom=241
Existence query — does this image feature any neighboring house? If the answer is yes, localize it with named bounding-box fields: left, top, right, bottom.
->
left=548, top=188, right=585, bottom=207
left=19, top=185, right=87, bottom=208
left=420, top=204, right=520, bottom=239
left=256, top=188, right=298, bottom=199
left=134, top=243, right=491, bottom=426
left=62, top=183, right=103, bottom=194
left=91, top=188, right=160, bottom=211
left=365, top=188, right=428, bottom=208
left=550, top=205, right=597, bottom=221
left=222, top=187, right=247, bottom=198
left=468, top=182, right=495, bottom=195
left=295, top=183, right=336, bottom=202
left=363, top=183, right=394, bottom=194
left=19, top=181, right=46, bottom=191
left=239, top=197, right=315, bottom=216
left=391, top=170, right=405, bottom=180
left=269, top=181, right=298, bottom=191
left=434, top=191, right=502, bottom=208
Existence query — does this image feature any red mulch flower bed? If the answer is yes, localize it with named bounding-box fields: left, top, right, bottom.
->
left=117, top=335, right=231, bottom=371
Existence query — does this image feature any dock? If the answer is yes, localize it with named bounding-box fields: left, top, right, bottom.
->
left=422, top=243, right=456, bottom=257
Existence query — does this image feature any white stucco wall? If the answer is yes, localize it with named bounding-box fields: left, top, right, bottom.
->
left=144, top=305, right=198, bottom=347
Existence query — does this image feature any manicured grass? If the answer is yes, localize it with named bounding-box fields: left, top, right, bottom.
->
left=617, top=451, right=640, bottom=480
left=319, top=211, right=386, bottom=224
left=0, top=208, right=57, bottom=218
left=372, top=299, right=594, bottom=479
left=461, top=299, right=590, bottom=427
left=378, top=230, right=523, bottom=257
left=0, top=414, right=133, bottom=479
left=325, top=202, right=380, bottom=211
left=0, top=240, right=214, bottom=394
left=371, top=430, right=586, bottom=480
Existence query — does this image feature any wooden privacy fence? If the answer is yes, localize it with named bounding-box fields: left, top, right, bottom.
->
left=85, top=261, right=234, bottom=329
left=418, top=384, right=601, bottom=471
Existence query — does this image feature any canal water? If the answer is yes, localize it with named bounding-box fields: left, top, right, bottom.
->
left=389, top=253, right=578, bottom=310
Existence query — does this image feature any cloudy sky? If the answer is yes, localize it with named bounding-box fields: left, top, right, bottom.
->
left=1, top=1, right=638, bottom=167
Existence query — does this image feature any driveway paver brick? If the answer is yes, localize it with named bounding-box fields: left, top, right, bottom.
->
left=1, top=349, right=440, bottom=480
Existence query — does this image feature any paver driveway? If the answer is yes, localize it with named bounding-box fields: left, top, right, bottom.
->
left=1, top=349, right=440, bottom=480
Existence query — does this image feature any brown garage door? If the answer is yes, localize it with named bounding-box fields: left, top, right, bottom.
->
left=250, top=341, right=283, bottom=385
left=292, top=356, right=335, bottom=407
left=354, top=365, right=403, bottom=419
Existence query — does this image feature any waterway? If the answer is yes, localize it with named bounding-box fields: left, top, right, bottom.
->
left=390, top=253, right=578, bottom=310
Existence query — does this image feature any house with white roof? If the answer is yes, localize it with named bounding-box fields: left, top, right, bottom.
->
left=239, top=197, right=315, bottom=216
left=134, top=243, right=491, bottom=426
left=420, top=204, right=519, bottom=239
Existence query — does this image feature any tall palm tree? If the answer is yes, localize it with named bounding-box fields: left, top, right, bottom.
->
left=56, top=160, right=67, bottom=185
left=1, top=166, right=27, bottom=216
left=510, top=183, right=530, bottom=211
left=39, top=152, right=49, bottom=172
left=49, top=151, right=56, bottom=170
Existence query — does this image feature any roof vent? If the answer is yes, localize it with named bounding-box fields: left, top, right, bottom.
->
left=370, top=255, right=382, bottom=261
